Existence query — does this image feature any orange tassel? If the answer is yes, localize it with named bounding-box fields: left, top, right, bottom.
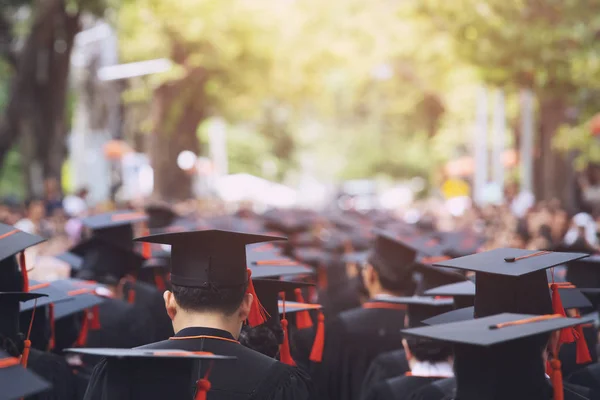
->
left=550, top=358, right=564, bottom=400
left=141, top=227, right=152, bottom=259
left=309, top=312, right=325, bottom=363
left=194, top=366, right=212, bottom=400
left=19, top=252, right=28, bottom=292
left=280, top=319, right=296, bottom=366
left=47, top=304, right=55, bottom=351
left=126, top=276, right=136, bottom=304
left=294, top=289, right=313, bottom=329
left=551, top=283, right=575, bottom=343
left=21, top=340, right=31, bottom=367
left=317, top=266, right=328, bottom=290
left=154, top=271, right=166, bottom=292
left=76, top=311, right=89, bottom=347
left=90, top=306, right=101, bottom=330
left=246, top=269, right=267, bottom=327
left=573, top=310, right=592, bottom=364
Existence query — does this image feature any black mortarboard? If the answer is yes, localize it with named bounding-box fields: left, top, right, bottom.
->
left=65, top=347, right=236, bottom=360
left=440, top=231, right=486, bottom=258
left=0, top=349, right=51, bottom=399
left=0, top=224, right=46, bottom=292
left=82, top=210, right=147, bottom=249
left=566, top=254, right=600, bottom=288
left=134, top=230, right=284, bottom=287
left=277, top=300, right=322, bottom=315
left=403, top=312, right=591, bottom=347
left=433, top=249, right=589, bottom=318
left=47, top=279, right=107, bottom=319
left=251, top=279, right=314, bottom=323
left=0, top=223, right=46, bottom=261
left=21, top=280, right=72, bottom=312
left=293, top=247, right=333, bottom=268
left=424, top=281, right=475, bottom=308
left=342, top=251, right=369, bottom=265
left=374, top=295, right=454, bottom=328
left=71, top=238, right=146, bottom=285
left=368, top=229, right=419, bottom=285
left=414, top=259, right=467, bottom=295
left=145, top=203, right=178, bottom=230
left=0, top=292, right=47, bottom=342
left=247, top=241, right=314, bottom=280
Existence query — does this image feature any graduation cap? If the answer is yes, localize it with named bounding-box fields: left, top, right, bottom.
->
left=367, top=229, right=420, bottom=288
left=0, top=349, right=51, bottom=399
left=432, top=248, right=589, bottom=318
left=54, top=251, right=83, bottom=270
left=134, top=229, right=285, bottom=327
left=424, top=281, right=475, bottom=309
left=439, top=231, right=486, bottom=258
left=247, top=248, right=314, bottom=279
left=373, top=295, right=454, bottom=328
left=0, top=292, right=47, bottom=340
left=0, top=223, right=46, bottom=292
left=566, top=254, right=600, bottom=289
left=70, top=237, right=146, bottom=285
left=21, top=280, right=72, bottom=312
left=251, top=279, right=316, bottom=366
left=342, top=251, right=369, bottom=265
left=82, top=210, right=147, bottom=249
left=414, top=258, right=467, bottom=295
left=144, top=203, right=178, bottom=230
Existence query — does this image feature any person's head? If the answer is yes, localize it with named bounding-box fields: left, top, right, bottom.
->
left=403, top=337, right=452, bottom=365
left=44, top=177, right=59, bottom=198
left=76, top=187, right=89, bottom=200
left=361, top=261, right=414, bottom=298
left=163, top=282, right=252, bottom=338
left=24, top=197, right=45, bottom=221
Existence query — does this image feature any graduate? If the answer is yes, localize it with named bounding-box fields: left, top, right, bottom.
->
left=361, top=297, right=454, bottom=400
left=84, top=229, right=317, bottom=400
left=312, top=229, right=419, bottom=400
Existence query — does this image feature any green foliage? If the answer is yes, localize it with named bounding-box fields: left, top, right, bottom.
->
left=0, top=146, right=24, bottom=199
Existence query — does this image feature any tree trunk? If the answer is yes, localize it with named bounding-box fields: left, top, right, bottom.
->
left=534, top=96, right=570, bottom=205
left=149, top=67, right=208, bottom=201
left=0, top=0, right=79, bottom=197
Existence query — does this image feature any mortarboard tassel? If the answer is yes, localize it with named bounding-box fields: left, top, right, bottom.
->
left=573, top=310, right=592, bottom=364
left=550, top=357, right=564, bottom=400
left=19, top=252, right=29, bottom=292
left=317, top=265, right=328, bottom=290
left=246, top=269, right=268, bottom=327
left=550, top=283, right=575, bottom=344
left=309, top=312, right=325, bottom=363
left=194, top=365, right=212, bottom=400
left=47, top=303, right=55, bottom=351
left=154, top=270, right=166, bottom=292
left=21, top=299, right=37, bottom=367
left=123, top=275, right=136, bottom=304
left=308, top=285, right=317, bottom=303
left=141, top=226, right=152, bottom=259
left=279, top=292, right=296, bottom=366
left=294, top=288, right=313, bottom=329
left=76, top=310, right=90, bottom=347
left=90, top=305, right=101, bottom=330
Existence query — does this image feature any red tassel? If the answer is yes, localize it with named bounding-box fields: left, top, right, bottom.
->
left=573, top=310, right=592, bottom=364
left=125, top=276, right=136, bottom=304
left=294, top=289, right=313, bottom=329
left=550, top=358, right=564, bottom=400
left=76, top=311, right=90, bottom=347
left=309, top=312, right=325, bottom=363
left=47, top=304, right=55, bottom=351
left=195, top=365, right=212, bottom=400
left=21, top=340, right=31, bottom=367
left=246, top=269, right=267, bottom=327
left=141, top=227, right=152, bottom=259
left=154, top=271, right=166, bottom=292
left=90, top=306, right=101, bottom=330
left=279, top=318, right=296, bottom=366
left=551, top=284, right=575, bottom=343
left=19, top=252, right=29, bottom=292
left=546, top=360, right=553, bottom=377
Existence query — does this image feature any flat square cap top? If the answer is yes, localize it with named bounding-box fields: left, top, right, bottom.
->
left=424, top=281, right=476, bottom=297
left=135, top=230, right=285, bottom=287
left=372, top=295, right=454, bottom=307
left=0, top=349, right=51, bottom=399
left=82, top=210, right=148, bottom=230
left=433, top=248, right=589, bottom=277
left=65, top=348, right=236, bottom=361
left=0, top=223, right=46, bottom=261
left=403, top=313, right=592, bottom=347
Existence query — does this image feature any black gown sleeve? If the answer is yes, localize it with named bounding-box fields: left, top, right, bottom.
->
left=362, top=381, right=394, bottom=400
left=254, top=364, right=318, bottom=400
left=82, top=358, right=108, bottom=400
left=27, top=349, right=77, bottom=400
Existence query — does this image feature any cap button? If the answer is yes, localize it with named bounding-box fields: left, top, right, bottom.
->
left=504, top=257, right=516, bottom=262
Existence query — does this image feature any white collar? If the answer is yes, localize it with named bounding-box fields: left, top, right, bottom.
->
left=411, top=361, right=454, bottom=378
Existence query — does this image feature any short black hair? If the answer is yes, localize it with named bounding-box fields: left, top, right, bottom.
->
left=370, top=260, right=415, bottom=294
left=171, top=282, right=248, bottom=316
left=406, top=337, right=452, bottom=363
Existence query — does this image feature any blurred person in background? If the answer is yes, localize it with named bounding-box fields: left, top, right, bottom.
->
left=15, top=197, right=51, bottom=237
left=44, top=176, right=64, bottom=217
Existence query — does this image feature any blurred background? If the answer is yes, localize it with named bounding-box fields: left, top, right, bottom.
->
left=3, top=0, right=600, bottom=265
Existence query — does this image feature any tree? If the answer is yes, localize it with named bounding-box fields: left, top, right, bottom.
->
left=413, top=0, right=600, bottom=203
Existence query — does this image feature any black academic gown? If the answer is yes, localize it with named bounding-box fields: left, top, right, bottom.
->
left=123, top=281, right=173, bottom=342
left=408, top=377, right=597, bottom=400
left=83, top=298, right=156, bottom=366
left=360, top=349, right=410, bottom=397
left=363, top=375, right=440, bottom=400
left=314, top=300, right=406, bottom=400
left=83, top=327, right=316, bottom=400
left=568, top=362, right=600, bottom=392
left=27, top=348, right=77, bottom=400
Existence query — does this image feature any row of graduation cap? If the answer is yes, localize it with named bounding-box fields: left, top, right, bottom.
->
left=3, top=205, right=600, bottom=399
